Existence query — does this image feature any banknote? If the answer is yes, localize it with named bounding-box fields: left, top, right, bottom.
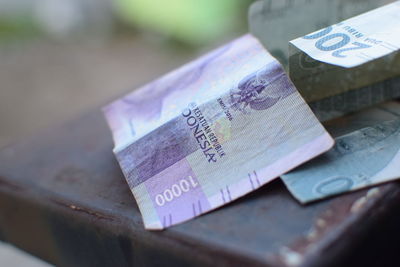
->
left=250, top=0, right=400, bottom=121
left=282, top=102, right=400, bottom=203
left=249, top=0, right=393, bottom=65
left=289, top=1, right=400, bottom=103
left=310, top=76, right=400, bottom=122
left=103, top=34, right=334, bottom=229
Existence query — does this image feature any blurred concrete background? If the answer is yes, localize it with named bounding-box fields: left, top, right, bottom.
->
left=0, top=0, right=250, bottom=265
left=0, top=242, right=51, bottom=266
left=0, top=34, right=194, bottom=148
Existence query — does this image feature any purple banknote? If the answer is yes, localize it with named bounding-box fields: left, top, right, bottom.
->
left=104, top=34, right=334, bottom=229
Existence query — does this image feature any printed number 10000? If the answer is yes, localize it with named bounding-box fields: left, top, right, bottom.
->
left=155, top=176, right=199, bottom=207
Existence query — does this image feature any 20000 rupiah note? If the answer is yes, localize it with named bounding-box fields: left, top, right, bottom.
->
left=290, top=1, right=400, bottom=121
left=249, top=0, right=393, bottom=65
left=103, top=35, right=333, bottom=229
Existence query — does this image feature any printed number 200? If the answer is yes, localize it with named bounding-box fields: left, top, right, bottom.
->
left=303, top=26, right=371, bottom=58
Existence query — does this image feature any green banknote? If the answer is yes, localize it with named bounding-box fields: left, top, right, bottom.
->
left=282, top=101, right=400, bottom=203
left=289, top=1, right=400, bottom=104
left=251, top=0, right=400, bottom=121
left=249, top=0, right=393, bottom=65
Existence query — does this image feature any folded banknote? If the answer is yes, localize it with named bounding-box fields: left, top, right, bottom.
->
left=289, top=1, right=400, bottom=104
left=104, top=34, right=334, bottom=229
left=282, top=102, right=400, bottom=203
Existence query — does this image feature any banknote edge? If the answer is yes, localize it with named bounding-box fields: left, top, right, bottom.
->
left=142, top=131, right=334, bottom=230
left=281, top=118, right=400, bottom=204
left=289, top=1, right=400, bottom=69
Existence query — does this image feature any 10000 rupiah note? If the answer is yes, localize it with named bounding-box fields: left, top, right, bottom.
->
left=104, top=35, right=333, bottom=229
left=289, top=1, right=400, bottom=121
left=282, top=102, right=400, bottom=203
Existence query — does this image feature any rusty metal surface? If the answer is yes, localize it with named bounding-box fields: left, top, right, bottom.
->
left=0, top=109, right=400, bottom=267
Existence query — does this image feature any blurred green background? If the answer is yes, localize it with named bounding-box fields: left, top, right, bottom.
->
left=0, top=0, right=250, bottom=45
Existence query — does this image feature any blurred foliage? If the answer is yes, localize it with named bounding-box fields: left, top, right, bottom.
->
left=0, top=0, right=251, bottom=46
left=0, top=16, right=40, bottom=43
left=114, top=0, right=251, bottom=45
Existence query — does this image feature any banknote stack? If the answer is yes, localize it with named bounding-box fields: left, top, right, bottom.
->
left=104, top=2, right=400, bottom=229
left=289, top=1, right=400, bottom=121
left=282, top=1, right=400, bottom=203
left=249, top=0, right=393, bottom=65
